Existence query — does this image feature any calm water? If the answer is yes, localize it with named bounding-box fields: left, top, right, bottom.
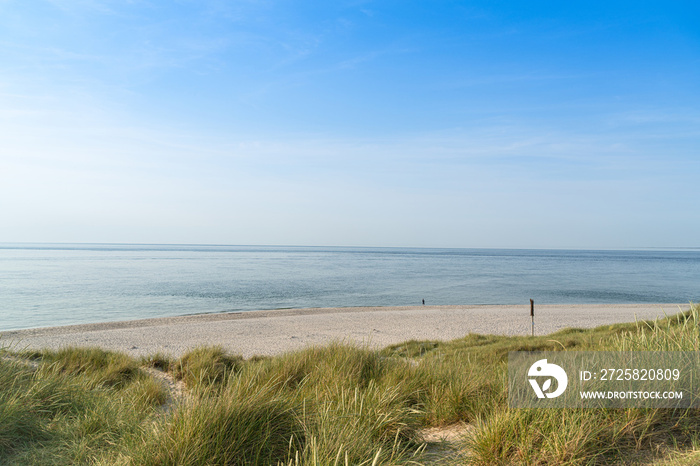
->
left=1, top=244, right=698, bottom=331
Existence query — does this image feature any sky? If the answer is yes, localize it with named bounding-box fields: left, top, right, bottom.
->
left=1, top=1, right=699, bottom=249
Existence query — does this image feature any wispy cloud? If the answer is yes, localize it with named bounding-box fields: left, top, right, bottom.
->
left=440, top=71, right=595, bottom=89
left=1, top=1, right=698, bottom=246
left=43, top=0, right=121, bottom=16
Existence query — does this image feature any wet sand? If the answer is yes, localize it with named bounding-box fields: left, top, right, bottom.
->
left=0, top=304, right=689, bottom=358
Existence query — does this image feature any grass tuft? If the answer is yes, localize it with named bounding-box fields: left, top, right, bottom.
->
left=133, top=376, right=304, bottom=465
left=33, top=346, right=141, bottom=388
left=140, top=352, right=172, bottom=371
left=171, top=346, right=244, bottom=388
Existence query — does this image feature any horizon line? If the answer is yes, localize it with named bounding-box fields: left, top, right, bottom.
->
left=1, top=242, right=699, bottom=252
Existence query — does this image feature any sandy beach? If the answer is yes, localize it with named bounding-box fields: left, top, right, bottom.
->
left=0, top=303, right=689, bottom=358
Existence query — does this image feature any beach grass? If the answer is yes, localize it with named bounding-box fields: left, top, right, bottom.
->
left=1, top=304, right=699, bottom=464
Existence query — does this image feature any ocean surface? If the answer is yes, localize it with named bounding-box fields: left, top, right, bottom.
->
left=1, top=244, right=698, bottom=331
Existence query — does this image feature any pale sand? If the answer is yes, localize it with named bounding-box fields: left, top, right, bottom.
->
left=0, top=304, right=690, bottom=358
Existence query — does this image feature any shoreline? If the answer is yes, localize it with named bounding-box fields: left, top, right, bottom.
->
left=1, top=303, right=689, bottom=358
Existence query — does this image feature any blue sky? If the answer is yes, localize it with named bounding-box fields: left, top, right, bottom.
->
left=1, top=1, right=698, bottom=248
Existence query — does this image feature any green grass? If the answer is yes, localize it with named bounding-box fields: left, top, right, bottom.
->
left=133, top=376, right=303, bottom=465
left=0, top=347, right=167, bottom=464
left=170, top=345, right=244, bottom=388
left=1, top=303, right=698, bottom=464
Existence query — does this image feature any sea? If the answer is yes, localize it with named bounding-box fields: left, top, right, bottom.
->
left=1, top=244, right=698, bottom=331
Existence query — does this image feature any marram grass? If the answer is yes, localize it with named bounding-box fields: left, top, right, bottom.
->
left=0, top=303, right=698, bottom=465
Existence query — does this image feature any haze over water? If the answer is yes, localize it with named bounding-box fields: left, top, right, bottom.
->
left=1, top=244, right=698, bottom=331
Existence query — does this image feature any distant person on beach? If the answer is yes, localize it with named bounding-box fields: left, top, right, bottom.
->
left=422, top=299, right=425, bottom=305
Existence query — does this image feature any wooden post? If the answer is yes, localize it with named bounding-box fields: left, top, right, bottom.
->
left=530, top=299, right=534, bottom=336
